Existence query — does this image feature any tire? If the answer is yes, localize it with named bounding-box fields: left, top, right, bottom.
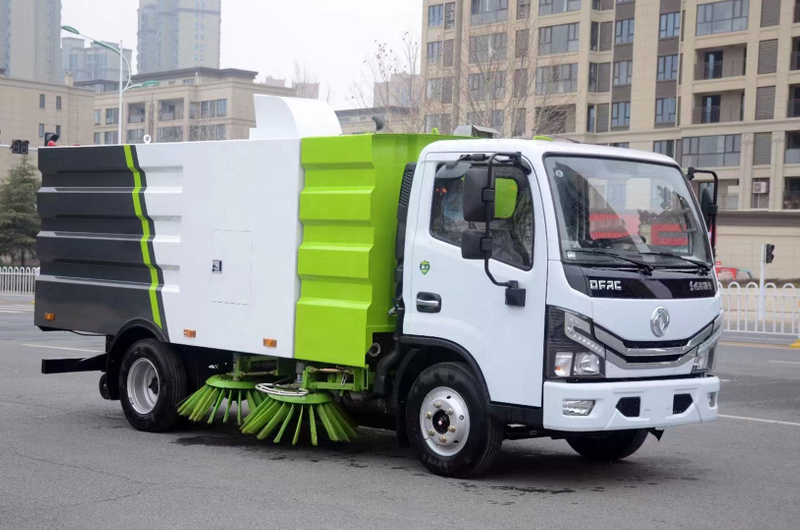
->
left=405, top=362, right=504, bottom=478
left=119, top=339, right=187, bottom=433
left=566, top=429, right=648, bottom=462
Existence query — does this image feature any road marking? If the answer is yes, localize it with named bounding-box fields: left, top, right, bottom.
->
left=720, top=341, right=798, bottom=351
left=719, top=414, right=800, bottom=427
left=767, top=360, right=800, bottom=366
left=21, top=343, right=103, bottom=354
left=719, top=379, right=731, bottom=383
left=0, top=309, right=26, bottom=314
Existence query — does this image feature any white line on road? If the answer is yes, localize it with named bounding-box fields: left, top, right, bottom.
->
left=21, top=343, right=103, bottom=354
left=719, top=414, right=800, bottom=427
left=0, top=309, right=26, bottom=314
left=767, top=360, right=800, bottom=366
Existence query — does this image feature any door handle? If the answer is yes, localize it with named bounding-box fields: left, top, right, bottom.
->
left=416, top=292, right=442, bottom=313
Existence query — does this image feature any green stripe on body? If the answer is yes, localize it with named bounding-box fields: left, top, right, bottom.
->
left=124, top=145, right=163, bottom=329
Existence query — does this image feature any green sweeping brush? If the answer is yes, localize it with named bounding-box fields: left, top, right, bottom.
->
left=177, top=374, right=266, bottom=425
left=241, top=385, right=357, bottom=445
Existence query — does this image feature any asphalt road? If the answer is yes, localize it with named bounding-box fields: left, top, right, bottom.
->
left=1, top=296, right=799, bottom=530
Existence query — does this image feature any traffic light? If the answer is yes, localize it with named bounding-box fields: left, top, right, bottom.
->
left=765, top=244, right=775, bottom=264
left=44, top=133, right=59, bottom=147
left=10, top=140, right=29, bottom=155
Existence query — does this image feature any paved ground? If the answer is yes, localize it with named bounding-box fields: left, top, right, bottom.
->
left=1, top=295, right=799, bottom=529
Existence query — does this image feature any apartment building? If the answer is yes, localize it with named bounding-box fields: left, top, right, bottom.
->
left=421, top=0, right=800, bottom=278
left=0, top=0, right=62, bottom=84
left=138, top=0, right=222, bottom=74
left=91, top=68, right=300, bottom=146
left=0, top=71, right=95, bottom=180
left=62, top=37, right=133, bottom=86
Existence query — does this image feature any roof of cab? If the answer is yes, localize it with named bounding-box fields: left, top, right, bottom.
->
left=421, top=138, right=679, bottom=168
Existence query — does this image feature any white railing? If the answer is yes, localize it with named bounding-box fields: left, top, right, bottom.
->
left=720, top=282, right=799, bottom=336
left=0, top=266, right=39, bottom=296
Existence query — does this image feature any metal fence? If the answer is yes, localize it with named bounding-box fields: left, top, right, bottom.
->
left=0, top=266, right=39, bottom=296
left=720, top=282, right=799, bottom=336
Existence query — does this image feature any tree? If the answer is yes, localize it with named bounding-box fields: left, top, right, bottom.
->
left=0, top=156, right=40, bottom=266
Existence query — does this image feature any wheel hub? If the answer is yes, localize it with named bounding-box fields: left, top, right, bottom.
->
left=127, top=357, right=160, bottom=415
left=420, top=387, right=470, bottom=456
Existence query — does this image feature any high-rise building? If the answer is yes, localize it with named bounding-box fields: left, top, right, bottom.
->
left=62, top=37, right=133, bottom=87
left=0, top=0, right=62, bottom=83
left=137, top=0, right=222, bottom=74
left=421, top=0, right=800, bottom=278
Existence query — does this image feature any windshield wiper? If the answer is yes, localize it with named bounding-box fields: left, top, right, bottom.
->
left=638, top=251, right=711, bottom=273
left=571, top=248, right=653, bottom=274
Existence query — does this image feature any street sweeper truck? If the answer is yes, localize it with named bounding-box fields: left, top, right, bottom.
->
left=34, top=96, right=722, bottom=478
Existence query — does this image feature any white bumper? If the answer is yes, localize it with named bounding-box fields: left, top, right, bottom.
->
left=543, top=376, right=720, bottom=432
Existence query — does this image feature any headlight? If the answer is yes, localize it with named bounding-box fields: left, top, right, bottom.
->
left=693, top=315, right=722, bottom=373
left=547, top=306, right=605, bottom=379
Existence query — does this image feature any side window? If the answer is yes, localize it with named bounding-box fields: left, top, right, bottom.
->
left=430, top=165, right=534, bottom=270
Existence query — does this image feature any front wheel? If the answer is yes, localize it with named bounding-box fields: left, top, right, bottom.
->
left=566, top=429, right=648, bottom=462
left=405, top=362, right=504, bottom=478
left=119, top=339, right=187, bottom=432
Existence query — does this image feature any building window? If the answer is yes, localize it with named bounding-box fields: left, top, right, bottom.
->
left=39, top=94, right=45, bottom=108
left=467, top=110, right=505, bottom=132
left=428, top=4, right=444, bottom=27
left=539, top=0, right=581, bottom=16
left=127, top=129, right=146, bottom=144
left=611, top=102, right=630, bottom=128
left=471, top=0, right=509, bottom=25
left=468, top=71, right=506, bottom=100
left=614, top=19, right=634, bottom=45
left=681, top=134, right=741, bottom=167
left=536, top=63, right=578, bottom=95
left=55, top=125, right=61, bottom=137
left=424, top=114, right=452, bottom=134
left=751, top=178, right=770, bottom=209
left=94, top=132, right=101, bottom=145
left=696, top=0, right=749, bottom=36
left=655, top=97, right=677, bottom=124
left=513, top=68, right=528, bottom=98
left=469, top=33, right=507, bottom=63
left=56, top=96, right=62, bottom=110
left=612, top=60, right=632, bottom=86
left=430, top=164, right=533, bottom=270
left=516, top=29, right=529, bottom=58
left=610, top=142, right=629, bottom=148
left=657, top=55, right=679, bottom=81
left=427, top=41, right=443, bottom=63
left=94, top=109, right=101, bottom=125
left=587, top=104, right=596, bottom=132
left=517, top=0, right=531, bottom=19
left=588, top=63, right=598, bottom=92
left=539, top=22, right=579, bottom=55
left=157, top=126, right=184, bottom=143
left=660, top=12, right=681, bottom=38
left=653, top=140, right=676, bottom=159
left=104, top=131, right=119, bottom=144
left=106, top=108, right=119, bottom=125
left=427, top=78, right=443, bottom=100
left=513, top=108, right=527, bottom=137
left=189, top=124, right=227, bottom=141
left=445, top=2, right=456, bottom=28
left=590, top=22, right=599, bottom=51
left=38, top=124, right=45, bottom=138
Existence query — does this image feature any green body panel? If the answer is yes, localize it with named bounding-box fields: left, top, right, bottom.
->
left=295, top=134, right=451, bottom=367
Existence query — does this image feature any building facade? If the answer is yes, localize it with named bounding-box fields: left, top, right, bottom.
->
left=0, top=0, right=62, bottom=84
left=421, top=0, right=800, bottom=278
left=0, top=72, right=95, bottom=179
left=137, top=0, right=222, bottom=74
left=91, top=68, right=301, bottom=147
left=61, top=37, right=133, bottom=86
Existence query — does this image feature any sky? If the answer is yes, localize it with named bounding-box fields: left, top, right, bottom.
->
left=62, top=0, right=423, bottom=109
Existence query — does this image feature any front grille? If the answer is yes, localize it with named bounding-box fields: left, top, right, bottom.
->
left=616, top=397, right=641, bottom=417
left=673, top=394, right=693, bottom=415
left=617, top=352, right=687, bottom=364
left=621, top=338, right=689, bottom=349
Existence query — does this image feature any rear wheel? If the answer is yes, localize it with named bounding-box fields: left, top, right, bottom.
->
left=119, top=339, right=187, bottom=432
left=566, top=429, right=648, bottom=462
left=406, top=362, right=503, bottom=478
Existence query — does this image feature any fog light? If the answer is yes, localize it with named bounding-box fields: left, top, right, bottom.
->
left=708, top=392, right=718, bottom=408
left=563, top=399, right=595, bottom=416
left=555, top=352, right=573, bottom=378
left=574, top=352, right=601, bottom=376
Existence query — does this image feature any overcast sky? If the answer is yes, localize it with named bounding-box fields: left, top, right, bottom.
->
left=62, top=0, right=423, bottom=109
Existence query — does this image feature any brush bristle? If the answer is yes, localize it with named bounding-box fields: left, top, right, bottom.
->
left=177, top=384, right=265, bottom=425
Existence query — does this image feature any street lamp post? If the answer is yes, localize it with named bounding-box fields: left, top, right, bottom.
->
left=61, top=26, right=156, bottom=145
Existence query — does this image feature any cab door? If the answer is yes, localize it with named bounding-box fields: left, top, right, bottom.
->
left=403, top=152, right=548, bottom=408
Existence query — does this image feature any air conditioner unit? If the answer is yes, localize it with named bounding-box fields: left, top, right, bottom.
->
left=752, top=182, right=768, bottom=194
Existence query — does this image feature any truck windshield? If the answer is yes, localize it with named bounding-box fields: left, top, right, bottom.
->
left=544, top=156, right=712, bottom=269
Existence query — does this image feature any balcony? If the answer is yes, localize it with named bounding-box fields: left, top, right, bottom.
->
left=158, top=99, right=184, bottom=122
left=471, top=8, right=508, bottom=25
left=128, top=104, right=146, bottom=124
left=784, top=191, right=800, bottom=210
left=792, top=52, right=800, bottom=71
left=692, top=105, right=742, bottom=124
left=789, top=100, right=800, bottom=119
left=694, top=59, right=745, bottom=81
left=718, top=194, right=739, bottom=211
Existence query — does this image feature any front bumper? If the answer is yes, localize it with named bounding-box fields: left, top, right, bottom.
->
left=543, top=376, right=720, bottom=432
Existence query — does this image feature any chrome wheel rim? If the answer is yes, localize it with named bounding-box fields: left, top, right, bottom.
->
left=127, top=357, right=159, bottom=415
left=419, top=386, right=470, bottom=457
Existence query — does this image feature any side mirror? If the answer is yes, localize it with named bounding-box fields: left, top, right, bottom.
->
left=699, top=187, right=717, bottom=228
left=461, top=230, right=492, bottom=260
left=463, top=167, right=494, bottom=223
